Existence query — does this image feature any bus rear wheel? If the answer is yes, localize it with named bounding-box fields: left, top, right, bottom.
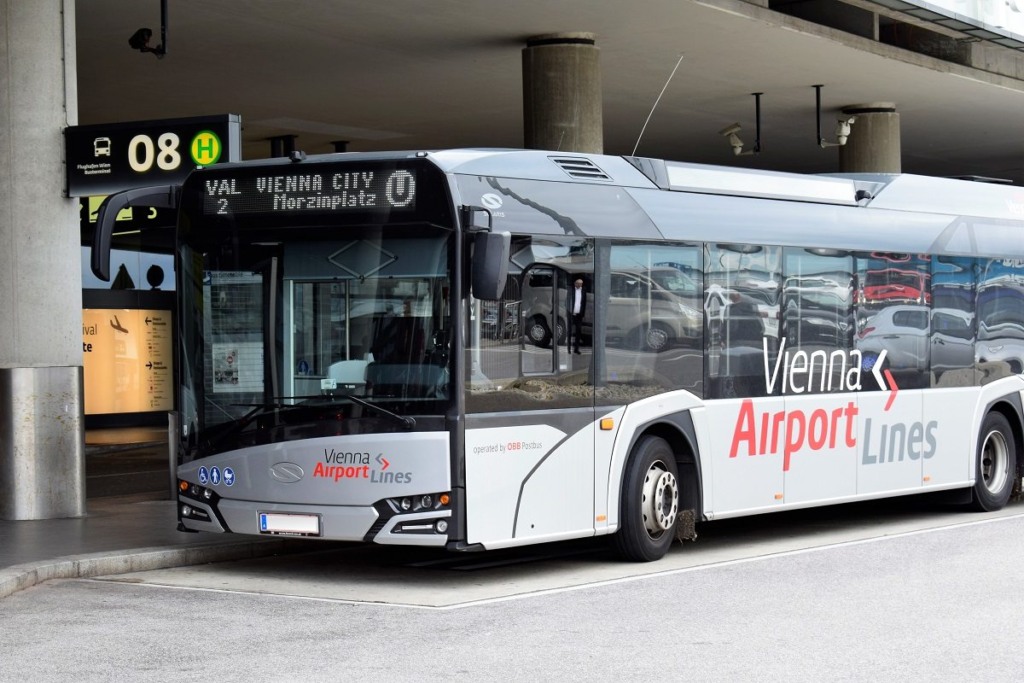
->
left=971, top=412, right=1017, bottom=512
left=612, top=435, right=679, bottom=561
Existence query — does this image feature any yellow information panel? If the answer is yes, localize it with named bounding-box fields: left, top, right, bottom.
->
left=83, top=309, right=173, bottom=415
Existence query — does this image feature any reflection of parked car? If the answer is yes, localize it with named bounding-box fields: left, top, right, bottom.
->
left=856, top=305, right=974, bottom=374
left=705, top=284, right=781, bottom=345
left=784, top=275, right=852, bottom=307
left=860, top=269, right=930, bottom=305
left=976, top=279, right=1024, bottom=374
left=481, top=300, right=520, bottom=340
left=782, top=274, right=854, bottom=347
left=783, top=307, right=854, bottom=347
left=522, top=264, right=701, bottom=352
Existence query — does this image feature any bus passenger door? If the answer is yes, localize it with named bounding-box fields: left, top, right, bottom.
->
left=464, top=237, right=596, bottom=549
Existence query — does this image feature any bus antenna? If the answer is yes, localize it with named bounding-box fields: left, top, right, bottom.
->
left=632, top=53, right=684, bottom=157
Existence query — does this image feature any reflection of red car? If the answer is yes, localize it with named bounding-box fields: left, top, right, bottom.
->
left=860, top=269, right=930, bottom=305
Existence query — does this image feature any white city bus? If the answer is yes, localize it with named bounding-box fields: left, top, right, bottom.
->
left=92, top=149, right=1024, bottom=561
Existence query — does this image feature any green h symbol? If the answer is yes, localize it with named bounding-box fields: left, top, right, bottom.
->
left=192, top=131, right=221, bottom=164
left=196, top=137, right=215, bottom=156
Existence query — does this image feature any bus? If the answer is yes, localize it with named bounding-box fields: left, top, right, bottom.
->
left=91, top=149, right=1024, bottom=562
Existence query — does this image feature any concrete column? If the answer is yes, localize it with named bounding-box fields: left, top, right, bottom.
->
left=839, top=103, right=901, bottom=174
left=0, top=0, right=85, bottom=519
left=522, top=32, right=603, bottom=153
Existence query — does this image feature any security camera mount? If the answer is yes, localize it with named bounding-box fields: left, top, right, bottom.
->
left=719, top=92, right=762, bottom=156
left=129, top=0, right=168, bottom=58
left=814, top=85, right=854, bottom=148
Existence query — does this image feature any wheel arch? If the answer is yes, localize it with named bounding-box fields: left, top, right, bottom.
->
left=620, top=411, right=704, bottom=524
left=983, top=391, right=1024, bottom=496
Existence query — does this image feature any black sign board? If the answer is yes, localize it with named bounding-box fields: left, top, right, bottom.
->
left=65, top=114, right=241, bottom=197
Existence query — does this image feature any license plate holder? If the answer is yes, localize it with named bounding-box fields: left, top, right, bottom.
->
left=258, top=512, right=321, bottom=537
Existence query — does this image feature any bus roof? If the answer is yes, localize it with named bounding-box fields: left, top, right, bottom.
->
left=193, top=147, right=1024, bottom=222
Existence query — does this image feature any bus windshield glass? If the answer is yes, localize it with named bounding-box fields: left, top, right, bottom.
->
left=179, top=223, right=453, bottom=457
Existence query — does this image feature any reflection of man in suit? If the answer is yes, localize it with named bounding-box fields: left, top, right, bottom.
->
left=566, top=278, right=586, bottom=354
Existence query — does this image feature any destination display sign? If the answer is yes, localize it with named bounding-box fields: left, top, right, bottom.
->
left=201, top=167, right=417, bottom=217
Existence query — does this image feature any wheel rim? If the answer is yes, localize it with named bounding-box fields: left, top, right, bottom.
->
left=528, top=321, right=547, bottom=343
left=645, top=326, right=669, bottom=351
left=980, top=428, right=1010, bottom=494
left=640, top=461, right=678, bottom=538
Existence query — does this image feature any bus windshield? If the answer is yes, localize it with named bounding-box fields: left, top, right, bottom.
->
left=179, top=225, right=453, bottom=457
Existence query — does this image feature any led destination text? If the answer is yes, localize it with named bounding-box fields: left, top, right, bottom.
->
left=203, top=168, right=417, bottom=216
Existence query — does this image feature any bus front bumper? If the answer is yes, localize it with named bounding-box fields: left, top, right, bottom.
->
left=178, top=496, right=452, bottom=547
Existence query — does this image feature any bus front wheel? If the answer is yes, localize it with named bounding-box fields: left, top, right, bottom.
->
left=612, top=435, right=679, bottom=562
left=971, top=412, right=1017, bottom=512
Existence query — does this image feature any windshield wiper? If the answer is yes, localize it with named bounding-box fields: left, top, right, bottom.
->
left=292, top=393, right=416, bottom=430
left=200, top=394, right=416, bottom=455
left=202, top=401, right=292, bottom=453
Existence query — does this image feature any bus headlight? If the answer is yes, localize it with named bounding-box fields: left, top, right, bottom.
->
left=386, top=492, right=451, bottom=513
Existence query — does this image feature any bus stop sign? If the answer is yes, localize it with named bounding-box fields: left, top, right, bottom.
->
left=65, top=114, right=241, bottom=197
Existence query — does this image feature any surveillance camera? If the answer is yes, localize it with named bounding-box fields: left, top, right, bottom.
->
left=834, top=116, right=855, bottom=145
left=128, top=27, right=165, bottom=57
left=727, top=134, right=744, bottom=154
left=719, top=123, right=742, bottom=137
left=128, top=28, right=153, bottom=51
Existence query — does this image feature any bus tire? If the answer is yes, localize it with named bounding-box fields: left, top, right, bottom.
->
left=612, top=435, right=679, bottom=562
left=971, top=412, right=1017, bottom=512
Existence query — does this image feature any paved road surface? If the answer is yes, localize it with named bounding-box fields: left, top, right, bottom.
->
left=3, top=499, right=1023, bottom=681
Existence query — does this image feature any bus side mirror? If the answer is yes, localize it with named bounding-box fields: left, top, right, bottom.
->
left=91, top=184, right=180, bottom=281
left=471, top=231, right=510, bottom=300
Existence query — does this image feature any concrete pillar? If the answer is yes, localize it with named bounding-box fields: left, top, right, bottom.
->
left=0, top=0, right=86, bottom=519
left=839, top=103, right=901, bottom=174
left=522, top=32, right=603, bottom=153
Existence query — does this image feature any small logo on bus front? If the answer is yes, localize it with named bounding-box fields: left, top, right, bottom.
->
left=270, top=462, right=305, bottom=483
left=481, top=193, right=503, bottom=209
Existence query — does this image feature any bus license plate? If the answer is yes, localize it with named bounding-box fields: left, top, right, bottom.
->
left=258, top=512, right=321, bottom=537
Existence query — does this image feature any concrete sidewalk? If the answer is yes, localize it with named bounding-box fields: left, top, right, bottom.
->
left=0, top=494, right=315, bottom=598
left=0, top=428, right=314, bottom=599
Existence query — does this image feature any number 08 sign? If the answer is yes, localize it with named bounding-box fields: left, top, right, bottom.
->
left=65, top=115, right=241, bottom=197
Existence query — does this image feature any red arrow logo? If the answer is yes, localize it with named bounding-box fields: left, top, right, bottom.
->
left=870, top=351, right=899, bottom=411
left=883, top=369, right=899, bottom=411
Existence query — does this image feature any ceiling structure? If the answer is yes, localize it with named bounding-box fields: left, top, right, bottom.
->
left=73, top=0, right=1024, bottom=184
